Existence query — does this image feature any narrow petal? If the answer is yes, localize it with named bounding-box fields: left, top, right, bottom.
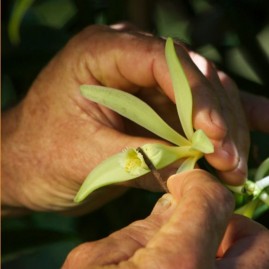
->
left=176, top=155, right=202, bottom=173
left=259, top=190, right=269, bottom=206
left=256, top=176, right=269, bottom=191
left=226, top=184, right=245, bottom=194
left=191, top=129, right=214, bottom=154
left=235, top=199, right=259, bottom=218
left=81, top=85, right=189, bottom=146
left=74, top=152, right=150, bottom=203
left=140, top=143, right=197, bottom=169
left=165, top=38, right=194, bottom=140
left=255, top=158, right=269, bottom=181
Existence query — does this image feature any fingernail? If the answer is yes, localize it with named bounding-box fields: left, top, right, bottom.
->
left=221, top=137, right=239, bottom=164
left=210, top=109, right=227, bottom=134
left=233, top=158, right=248, bottom=183
left=219, top=159, right=248, bottom=185
left=153, top=194, right=173, bottom=214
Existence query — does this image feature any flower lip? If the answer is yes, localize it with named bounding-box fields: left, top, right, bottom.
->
left=119, top=148, right=149, bottom=176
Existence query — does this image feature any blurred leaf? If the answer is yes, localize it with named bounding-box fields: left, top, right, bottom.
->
left=8, top=0, right=35, bottom=45
left=1, top=75, right=17, bottom=110
left=2, top=228, right=78, bottom=262
left=31, top=0, right=77, bottom=29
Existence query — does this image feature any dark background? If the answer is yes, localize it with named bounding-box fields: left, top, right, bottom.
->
left=2, top=0, right=269, bottom=268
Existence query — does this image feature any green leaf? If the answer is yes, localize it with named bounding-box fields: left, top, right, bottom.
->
left=8, top=0, right=35, bottom=45
left=255, top=158, right=269, bottom=181
left=165, top=37, right=194, bottom=141
left=81, top=85, right=189, bottom=146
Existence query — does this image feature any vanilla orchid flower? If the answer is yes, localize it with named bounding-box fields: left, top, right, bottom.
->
left=74, top=38, right=214, bottom=203
left=229, top=158, right=269, bottom=218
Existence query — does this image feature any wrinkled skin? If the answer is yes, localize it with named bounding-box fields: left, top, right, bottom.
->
left=62, top=170, right=269, bottom=269
left=2, top=24, right=269, bottom=213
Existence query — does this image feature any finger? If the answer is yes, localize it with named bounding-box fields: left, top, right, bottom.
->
left=188, top=52, right=247, bottom=185
left=62, top=193, right=177, bottom=268
left=240, top=91, right=269, bottom=133
left=216, top=72, right=250, bottom=184
left=217, top=214, right=269, bottom=269
left=129, top=170, right=234, bottom=269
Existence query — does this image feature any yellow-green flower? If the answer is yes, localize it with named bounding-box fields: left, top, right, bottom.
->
left=230, top=158, right=269, bottom=218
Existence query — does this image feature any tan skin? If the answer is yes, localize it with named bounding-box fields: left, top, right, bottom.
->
left=2, top=25, right=269, bottom=214
left=62, top=170, right=269, bottom=269
left=2, top=24, right=269, bottom=268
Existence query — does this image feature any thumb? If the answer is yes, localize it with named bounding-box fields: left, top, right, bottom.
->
left=130, top=170, right=234, bottom=269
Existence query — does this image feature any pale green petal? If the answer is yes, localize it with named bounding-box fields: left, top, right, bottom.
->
left=255, top=158, right=269, bottom=181
left=74, top=152, right=150, bottom=203
left=235, top=199, right=259, bottom=218
left=81, top=85, right=189, bottom=146
left=165, top=38, right=194, bottom=141
left=256, top=176, right=269, bottom=192
left=258, top=190, right=269, bottom=206
left=191, top=129, right=214, bottom=154
left=140, top=143, right=197, bottom=169
left=226, top=184, right=245, bottom=194
left=176, top=155, right=202, bottom=173
left=75, top=143, right=198, bottom=202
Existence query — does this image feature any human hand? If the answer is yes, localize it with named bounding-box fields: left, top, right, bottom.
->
left=189, top=50, right=269, bottom=133
left=239, top=90, right=269, bottom=133
left=2, top=24, right=268, bottom=213
left=62, top=170, right=269, bottom=269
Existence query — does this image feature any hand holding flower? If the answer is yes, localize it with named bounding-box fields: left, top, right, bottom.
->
left=2, top=25, right=268, bottom=214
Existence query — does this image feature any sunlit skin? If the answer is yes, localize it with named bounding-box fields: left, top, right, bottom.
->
left=2, top=24, right=269, bottom=214
left=62, top=170, right=269, bottom=269
left=2, top=22, right=269, bottom=269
